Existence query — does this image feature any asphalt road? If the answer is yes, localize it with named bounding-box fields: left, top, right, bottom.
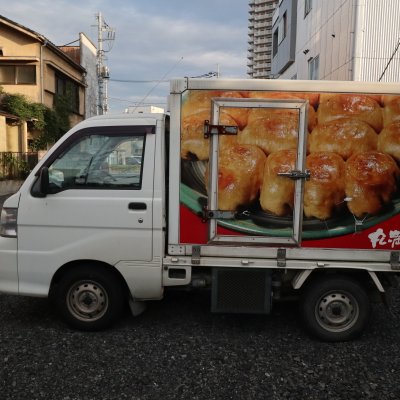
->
left=1, top=288, right=400, bottom=400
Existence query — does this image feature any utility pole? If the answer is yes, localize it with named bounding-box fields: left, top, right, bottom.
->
left=95, top=12, right=115, bottom=115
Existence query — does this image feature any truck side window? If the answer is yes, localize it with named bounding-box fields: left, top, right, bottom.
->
left=47, top=134, right=145, bottom=192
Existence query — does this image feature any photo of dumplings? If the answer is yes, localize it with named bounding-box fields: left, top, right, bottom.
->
left=247, top=91, right=317, bottom=131
left=304, top=152, right=346, bottom=220
left=309, top=118, right=378, bottom=160
left=259, top=149, right=297, bottom=216
left=378, top=121, right=400, bottom=162
left=345, top=151, right=399, bottom=218
left=205, top=144, right=267, bottom=211
left=181, top=110, right=238, bottom=161
left=382, top=95, right=400, bottom=127
left=318, top=94, right=383, bottom=132
left=238, top=109, right=301, bottom=155
left=180, top=88, right=400, bottom=237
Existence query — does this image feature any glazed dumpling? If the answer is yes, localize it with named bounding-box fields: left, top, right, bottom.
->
left=206, top=144, right=267, bottom=210
left=304, top=152, right=346, bottom=220
left=318, top=94, right=383, bottom=132
left=259, top=149, right=297, bottom=216
left=378, top=121, right=400, bottom=162
left=239, top=109, right=303, bottom=155
left=382, top=95, right=400, bottom=127
left=309, top=118, right=378, bottom=160
left=181, top=111, right=238, bottom=161
left=345, top=151, right=399, bottom=217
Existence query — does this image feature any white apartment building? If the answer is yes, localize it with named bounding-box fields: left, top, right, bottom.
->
left=271, top=0, right=400, bottom=82
left=247, top=0, right=279, bottom=78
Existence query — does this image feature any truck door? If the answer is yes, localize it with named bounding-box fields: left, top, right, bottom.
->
left=17, top=125, right=155, bottom=295
left=206, top=98, right=308, bottom=246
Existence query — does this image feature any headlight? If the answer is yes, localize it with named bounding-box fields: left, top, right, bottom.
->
left=0, top=207, right=18, bottom=238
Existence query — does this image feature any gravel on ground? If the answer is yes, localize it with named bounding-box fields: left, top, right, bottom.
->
left=1, top=287, right=400, bottom=400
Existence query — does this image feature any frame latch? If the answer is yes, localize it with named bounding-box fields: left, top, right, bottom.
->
left=204, top=120, right=238, bottom=139
left=202, top=206, right=250, bottom=222
left=277, top=169, right=311, bottom=181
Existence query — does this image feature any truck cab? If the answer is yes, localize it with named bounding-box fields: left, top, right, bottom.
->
left=0, top=113, right=168, bottom=329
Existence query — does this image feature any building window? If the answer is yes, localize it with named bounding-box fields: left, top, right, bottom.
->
left=278, top=12, right=287, bottom=43
left=56, top=74, right=79, bottom=114
left=0, top=65, right=36, bottom=84
left=272, top=28, right=279, bottom=57
left=305, top=0, right=312, bottom=17
left=308, top=55, right=319, bottom=80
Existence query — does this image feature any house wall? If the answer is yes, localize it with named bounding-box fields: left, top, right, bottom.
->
left=274, top=0, right=400, bottom=82
left=277, top=0, right=355, bottom=80
left=80, top=32, right=97, bottom=118
left=0, top=17, right=96, bottom=152
left=0, top=116, right=6, bottom=151
left=6, top=124, right=20, bottom=152
left=0, top=17, right=87, bottom=120
left=0, top=23, right=42, bottom=101
left=42, top=44, right=85, bottom=116
left=271, top=0, right=298, bottom=76
left=355, top=0, right=400, bottom=82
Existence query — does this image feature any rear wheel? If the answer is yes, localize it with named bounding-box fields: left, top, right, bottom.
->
left=54, top=265, right=125, bottom=331
left=300, top=275, right=371, bottom=342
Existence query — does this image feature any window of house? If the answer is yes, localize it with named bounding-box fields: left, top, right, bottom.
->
left=0, top=65, right=36, bottom=84
left=305, top=0, right=312, bottom=16
left=308, top=55, right=319, bottom=80
left=56, top=74, right=79, bottom=114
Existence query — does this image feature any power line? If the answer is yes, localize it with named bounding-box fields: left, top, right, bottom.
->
left=108, top=97, right=167, bottom=105
left=109, top=79, right=169, bottom=83
left=131, top=57, right=184, bottom=112
left=379, top=38, right=400, bottom=82
left=109, top=71, right=219, bottom=84
left=60, top=39, right=79, bottom=46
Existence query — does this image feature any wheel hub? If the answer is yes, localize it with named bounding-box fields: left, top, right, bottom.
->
left=316, top=292, right=358, bottom=332
left=67, top=281, right=108, bottom=321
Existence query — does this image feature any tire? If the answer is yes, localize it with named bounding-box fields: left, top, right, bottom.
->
left=300, top=275, right=371, bottom=342
left=54, top=265, right=125, bottom=331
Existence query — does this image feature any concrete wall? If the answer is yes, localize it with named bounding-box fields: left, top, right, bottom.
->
left=80, top=32, right=98, bottom=118
left=276, top=0, right=400, bottom=82
left=0, top=179, right=23, bottom=195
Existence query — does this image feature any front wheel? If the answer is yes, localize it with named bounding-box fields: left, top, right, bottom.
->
left=54, top=265, right=125, bottom=331
left=300, top=275, right=371, bottom=342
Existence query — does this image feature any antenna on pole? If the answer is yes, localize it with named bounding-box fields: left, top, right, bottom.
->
left=95, top=12, right=115, bottom=114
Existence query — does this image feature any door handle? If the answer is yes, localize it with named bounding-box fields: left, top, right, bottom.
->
left=128, top=202, right=147, bottom=210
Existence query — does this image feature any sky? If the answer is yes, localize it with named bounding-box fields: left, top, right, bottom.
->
left=1, top=0, right=250, bottom=112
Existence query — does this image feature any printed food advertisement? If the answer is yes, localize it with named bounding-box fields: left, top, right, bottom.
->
left=179, top=89, right=400, bottom=250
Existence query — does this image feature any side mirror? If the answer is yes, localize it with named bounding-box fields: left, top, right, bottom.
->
left=39, top=166, right=49, bottom=196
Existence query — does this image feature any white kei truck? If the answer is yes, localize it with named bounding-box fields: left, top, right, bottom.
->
left=1, top=78, right=400, bottom=342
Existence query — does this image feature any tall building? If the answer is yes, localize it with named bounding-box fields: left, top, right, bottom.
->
left=247, top=0, right=279, bottom=79
left=271, top=0, right=400, bottom=82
